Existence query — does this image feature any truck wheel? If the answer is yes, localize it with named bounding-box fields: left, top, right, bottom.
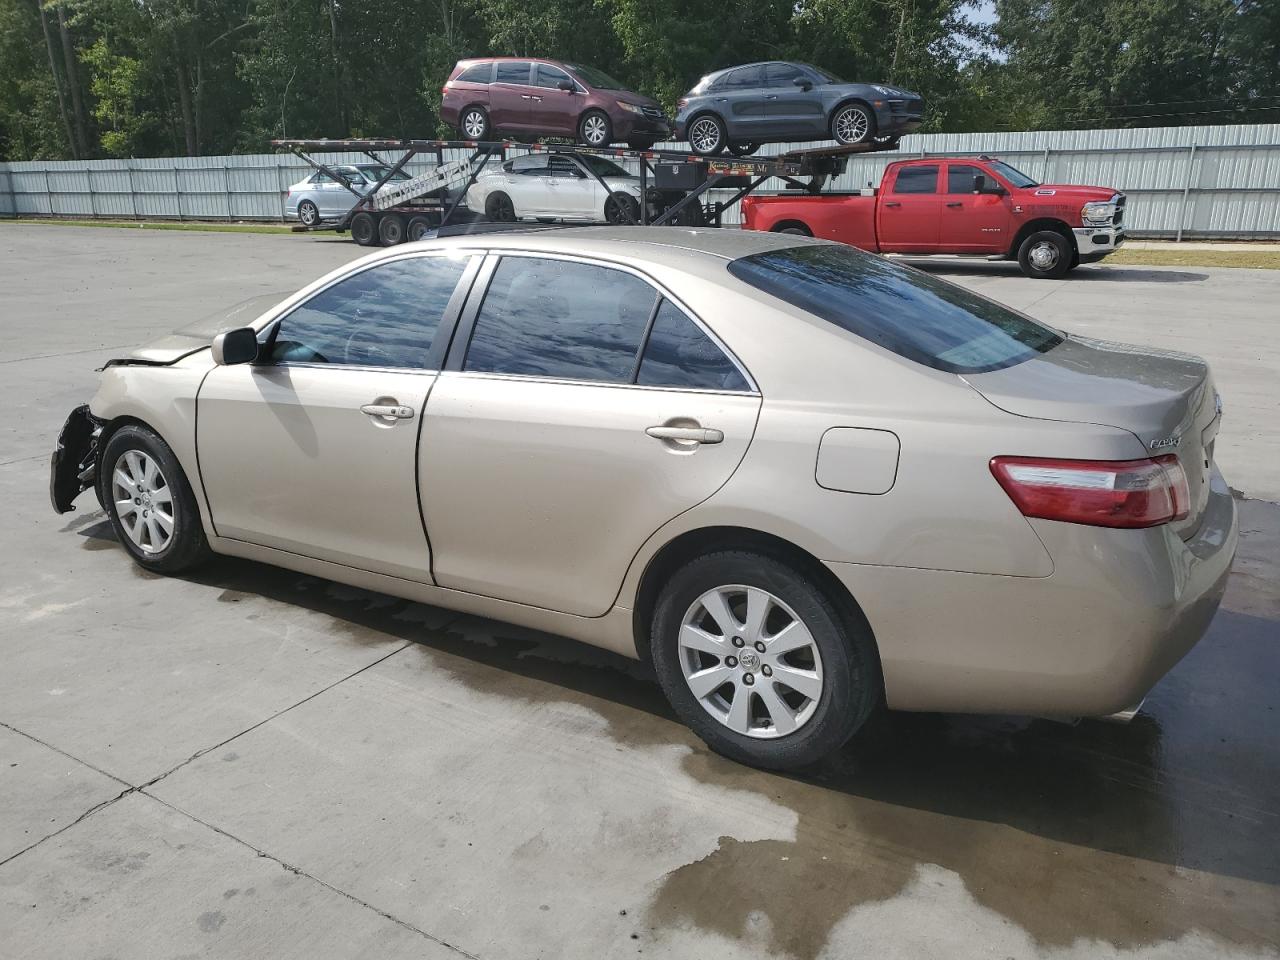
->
left=406, top=216, right=433, bottom=242
left=378, top=213, right=406, bottom=246
left=459, top=106, right=490, bottom=141
left=485, top=192, right=516, bottom=222
left=578, top=110, right=613, bottom=147
left=773, top=223, right=812, bottom=237
left=831, top=104, right=876, bottom=145
left=1017, top=230, right=1072, bottom=279
left=350, top=212, right=378, bottom=246
left=688, top=115, right=726, bottom=156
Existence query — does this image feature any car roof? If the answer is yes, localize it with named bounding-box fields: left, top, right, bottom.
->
left=703, top=60, right=798, bottom=79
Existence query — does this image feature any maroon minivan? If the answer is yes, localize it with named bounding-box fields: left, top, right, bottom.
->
left=440, top=58, right=671, bottom=149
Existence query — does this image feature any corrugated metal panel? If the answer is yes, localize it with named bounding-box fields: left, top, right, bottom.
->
left=2, top=123, right=1278, bottom=235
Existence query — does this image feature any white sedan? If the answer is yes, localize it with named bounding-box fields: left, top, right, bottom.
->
left=465, top=153, right=643, bottom=223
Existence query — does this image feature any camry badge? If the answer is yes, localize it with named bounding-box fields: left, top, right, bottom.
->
left=1150, top=435, right=1180, bottom=450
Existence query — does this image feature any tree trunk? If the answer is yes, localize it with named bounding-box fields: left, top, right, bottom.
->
left=175, top=58, right=198, bottom=156
left=55, top=4, right=90, bottom=157
left=327, top=0, right=347, bottom=134
left=33, top=0, right=78, bottom=158
left=194, top=52, right=204, bottom=152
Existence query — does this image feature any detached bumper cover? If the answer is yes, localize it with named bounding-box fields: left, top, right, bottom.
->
left=50, top=405, right=101, bottom=514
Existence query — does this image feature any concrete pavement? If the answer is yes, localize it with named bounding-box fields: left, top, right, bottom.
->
left=2, top=225, right=1278, bottom=960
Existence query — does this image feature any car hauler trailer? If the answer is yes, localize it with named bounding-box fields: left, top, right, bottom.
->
left=271, top=137, right=901, bottom=246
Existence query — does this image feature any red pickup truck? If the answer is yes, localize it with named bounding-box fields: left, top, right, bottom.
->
left=740, top=156, right=1126, bottom=279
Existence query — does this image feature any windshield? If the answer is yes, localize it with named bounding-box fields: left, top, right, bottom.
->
left=988, top=160, right=1038, bottom=188
left=576, top=155, right=630, bottom=178
left=359, top=166, right=411, bottom=182
left=727, top=244, right=1063, bottom=374
left=565, top=63, right=627, bottom=91
left=804, top=64, right=843, bottom=84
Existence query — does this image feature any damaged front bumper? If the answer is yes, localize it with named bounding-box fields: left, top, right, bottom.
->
left=50, top=405, right=103, bottom=514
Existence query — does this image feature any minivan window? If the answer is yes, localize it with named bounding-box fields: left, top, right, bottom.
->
left=726, top=244, right=1064, bottom=374
left=564, top=63, right=626, bottom=90
left=456, top=62, right=492, bottom=83
left=270, top=256, right=471, bottom=368
left=465, top=257, right=658, bottom=382
left=535, top=63, right=575, bottom=89
left=637, top=300, right=750, bottom=391
left=494, top=61, right=532, bottom=85
left=893, top=165, right=938, bottom=194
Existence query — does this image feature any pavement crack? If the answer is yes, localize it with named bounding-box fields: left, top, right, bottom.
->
left=0, top=782, right=138, bottom=869
left=142, top=791, right=480, bottom=959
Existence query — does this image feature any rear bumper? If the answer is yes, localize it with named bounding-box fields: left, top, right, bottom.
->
left=1073, top=225, right=1125, bottom=262
left=825, top=465, right=1238, bottom=718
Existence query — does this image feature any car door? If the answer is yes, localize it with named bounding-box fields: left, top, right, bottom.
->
left=547, top=155, right=595, bottom=218
left=420, top=253, right=762, bottom=617
left=761, top=62, right=824, bottom=138
left=877, top=164, right=942, bottom=253
left=709, top=65, right=767, bottom=140
left=488, top=60, right=536, bottom=132
left=529, top=62, right=578, bottom=136
left=503, top=155, right=554, bottom=216
left=310, top=172, right=344, bottom=217
left=196, top=252, right=479, bottom=582
left=938, top=161, right=1013, bottom=253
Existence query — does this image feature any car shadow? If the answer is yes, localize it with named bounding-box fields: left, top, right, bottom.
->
left=903, top=259, right=1210, bottom=283
left=76, top=519, right=1280, bottom=903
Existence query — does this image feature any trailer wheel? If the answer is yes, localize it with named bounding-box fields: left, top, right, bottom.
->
left=378, top=213, right=406, bottom=246
left=297, top=200, right=320, bottom=226
left=406, top=216, right=433, bottom=242
left=485, top=192, right=516, bottom=222
left=579, top=110, right=613, bottom=147
left=350, top=211, right=378, bottom=246
left=1017, top=230, right=1072, bottom=279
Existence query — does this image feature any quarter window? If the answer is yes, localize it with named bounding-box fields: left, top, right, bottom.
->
left=269, top=256, right=470, bottom=368
left=464, top=257, right=657, bottom=383
left=946, top=164, right=983, bottom=194
left=457, top=63, right=492, bottom=84
left=494, top=61, right=532, bottom=85
left=637, top=300, right=749, bottom=391
left=892, top=165, right=939, bottom=195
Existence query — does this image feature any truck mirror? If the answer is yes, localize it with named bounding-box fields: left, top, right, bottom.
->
left=972, top=174, right=986, bottom=193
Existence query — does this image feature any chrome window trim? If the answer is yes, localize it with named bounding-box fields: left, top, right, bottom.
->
left=455, top=249, right=760, bottom=394
left=446, top=368, right=759, bottom=397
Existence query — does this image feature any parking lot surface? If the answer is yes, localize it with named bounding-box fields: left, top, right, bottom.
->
left=2, top=225, right=1278, bottom=959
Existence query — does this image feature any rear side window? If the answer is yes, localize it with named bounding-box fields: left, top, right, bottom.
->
left=465, top=257, right=657, bottom=383
left=456, top=62, right=492, bottom=83
left=892, top=165, right=938, bottom=194
left=946, top=164, right=982, bottom=194
left=637, top=301, right=749, bottom=391
left=269, top=256, right=470, bottom=368
left=718, top=66, right=761, bottom=89
left=726, top=244, right=1063, bottom=374
left=494, top=61, right=531, bottom=84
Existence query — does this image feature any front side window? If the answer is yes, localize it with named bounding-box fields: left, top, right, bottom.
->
left=508, top=155, right=549, bottom=176
left=637, top=300, right=749, bottom=391
left=763, top=63, right=806, bottom=87
left=358, top=166, right=411, bottom=183
left=494, top=61, right=532, bottom=85
left=946, top=164, right=982, bottom=195
left=269, top=256, right=471, bottom=368
left=726, top=244, right=1063, bottom=374
left=575, top=155, right=629, bottom=178
left=464, top=257, right=657, bottom=383
left=457, top=62, right=492, bottom=84
left=892, top=165, right=939, bottom=194
left=988, top=160, right=1038, bottom=188
left=549, top=156, right=585, bottom=179
left=564, top=63, right=626, bottom=91
left=535, top=63, right=574, bottom=89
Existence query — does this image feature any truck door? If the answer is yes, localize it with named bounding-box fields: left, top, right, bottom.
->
left=939, top=162, right=1012, bottom=253
left=877, top=164, right=941, bottom=253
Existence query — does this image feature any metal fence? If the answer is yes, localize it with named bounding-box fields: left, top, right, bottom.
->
left=3, top=123, right=1279, bottom=239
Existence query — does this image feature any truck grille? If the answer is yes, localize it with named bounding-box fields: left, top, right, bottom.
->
left=1114, top=194, right=1126, bottom=226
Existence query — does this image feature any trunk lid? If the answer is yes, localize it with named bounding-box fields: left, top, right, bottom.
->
left=963, top=335, right=1220, bottom=539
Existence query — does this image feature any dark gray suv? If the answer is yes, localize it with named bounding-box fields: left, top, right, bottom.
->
left=673, top=61, right=924, bottom=156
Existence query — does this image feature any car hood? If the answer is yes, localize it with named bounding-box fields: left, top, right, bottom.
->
left=111, top=293, right=286, bottom=365
left=614, top=90, right=664, bottom=111
left=1021, top=183, right=1119, bottom=201
left=833, top=83, right=920, bottom=99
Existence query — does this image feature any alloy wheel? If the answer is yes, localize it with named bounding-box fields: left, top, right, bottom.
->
left=678, top=585, right=824, bottom=739
left=112, top=450, right=174, bottom=555
left=463, top=110, right=487, bottom=139
left=1029, top=240, right=1060, bottom=271
left=833, top=107, right=870, bottom=144
left=689, top=117, right=722, bottom=155
left=582, top=114, right=608, bottom=146
left=298, top=201, right=318, bottom=226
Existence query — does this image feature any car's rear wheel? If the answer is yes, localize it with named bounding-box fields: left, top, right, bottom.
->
left=688, top=114, right=726, bottom=156
left=406, top=215, right=433, bottom=242
left=460, top=106, right=490, bottom=141
left=378, top=213, right=406, bottom=246
left=485, top=191, right=516, bottom=222
left=297, top=200, right=319, bottom=227
left=604, top=192, right=640, bottom=224
left=773, top=223, right=812, bottom=236
left=1017, top=230, right=1072, bottom=279
left=350, top=211, right=378, bottom=246
left=99, top=425, right=210, bottom=575
left=831, top=103, right=876, bottom=145
left=650, top=550, right=880, bottom=770
left=579, top=110, right=613, bottom=147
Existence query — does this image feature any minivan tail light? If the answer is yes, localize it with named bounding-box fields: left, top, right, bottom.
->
left=990, top=455, right=1189, bottom=528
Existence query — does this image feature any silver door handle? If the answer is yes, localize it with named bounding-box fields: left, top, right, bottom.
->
left=646, top=426, right=723, bottom=444
left=521, top=95, right=532, bottom=100
left=361, top=403, right=414, bottom=420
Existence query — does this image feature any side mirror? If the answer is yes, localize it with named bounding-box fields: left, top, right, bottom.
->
left=211, top=327, right=259, bottom=366
left=557, top=79, right=575, bottom=92
left=792, top=76, right=813, bottom=91
left=973, top=174, right=1006, bottom=196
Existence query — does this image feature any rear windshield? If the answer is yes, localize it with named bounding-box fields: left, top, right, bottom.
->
left=726, top=244, right=1063, bottom=374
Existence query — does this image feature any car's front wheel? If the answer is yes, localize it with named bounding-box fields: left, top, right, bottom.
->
left=650, top=550, right=880, bottom=770
left=831, top=103, right=876, bottom=145
left=1017, top=230, right=1072, bottom=279
left=99, top=425, right=210, bottom=574
left=485, top=192, right=516, bottom=222
left=604, top=192, right=640, bottom=224
left=578, top=110, right=613, bottom=148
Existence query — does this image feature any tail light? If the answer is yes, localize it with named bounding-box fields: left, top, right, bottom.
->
left=990, top=455, right=1190, bottom=529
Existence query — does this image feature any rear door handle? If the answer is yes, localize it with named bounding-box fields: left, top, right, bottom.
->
left=884, top=201, right=901, bottom=207
left=946, top=201, right=963, bottom=208
left=361, top=403, right=414, bottom=420
left=646, top=425, right=724, bottom=444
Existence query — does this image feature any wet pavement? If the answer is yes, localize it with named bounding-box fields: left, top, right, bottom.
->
left=1, top=225, right=1278, bottom=959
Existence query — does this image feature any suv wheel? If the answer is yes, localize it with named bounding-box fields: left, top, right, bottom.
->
left=460, top=106, right=490, bottom=141
left=831, top=103, right=875, bottom=145
left=578, top=110, right=613, bottom=147
left=650, top=550, right=880, bottom=770
left=688, top=115, right=725, bottom=156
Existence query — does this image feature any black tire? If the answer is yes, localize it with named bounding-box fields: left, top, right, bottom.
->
left=627, top=139, right=656, bottom=151
left=485, top=191, right=516, bottom=222
left=687, top=114, right=726, bottom=156
left=831, top=102, right=876, bottom=145
left=378, top=213, right=406, bottom=246
left=578, top=109, right=613, bottom=147
left=774, top=224, right=812, bottom=236
left=604, top=192, right=639, bottom=224
left=98, top=425, right=211, bottom=575
left=406, top=215, right=433, bottom=242
left=1017, top=229, right=1072, bottom=279
left=459, top=105, right=490, bottom=141
left=728, top=142, right=759, bottom=157
left=297, top=200, right=320, bottom=227
left=350, top=211, right=378, bottom=246
left=649, top=550, right=880, bottom=771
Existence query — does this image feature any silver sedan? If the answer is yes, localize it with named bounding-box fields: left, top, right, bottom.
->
left=285, top=163, right=411, bottom=226
left=50, top=227, right=1236, bottom=770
